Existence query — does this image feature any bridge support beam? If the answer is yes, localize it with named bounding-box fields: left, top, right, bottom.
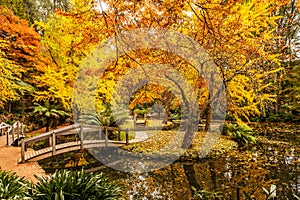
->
left=105, top=127, right=108, bottom=147
left=126, top=129, right=129, bottom=145
left=17, top=122, right=20, bottom=142
left=11, top=128, right=14, bottom=146
left=80, top=123, right=84, bottom=151
left=6, top=130, right=9, bottom=146
left=52, top=132, right=56, bottom=155
left=21, top=142, right=25, bottom=163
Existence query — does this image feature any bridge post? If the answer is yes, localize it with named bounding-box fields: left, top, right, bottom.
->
left=125, top=129, right=129, bottom=145
left=49, top=136, right=52, bottom=146
left=6, top=129, right=9, bottom=146
left=134, top=113, right=137, bottom=128
left=80, top=123, right=84, bottom=150
left=12, top=127, right=15, bottom=146
left=17, top=122, right=20, bottom=141
left=117, top=131, right=120, bottom=141
left=21, top=123, right=24, bottom=136
left=21, top=141, right=25, bottom=163
left=52, top=132, right=56, bottom=155
left=105, top=127, right=108, bottom=147
left=99, top=128, right=102, bottom=140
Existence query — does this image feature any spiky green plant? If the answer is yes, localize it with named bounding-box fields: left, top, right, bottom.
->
left=33, top=169, right=123, bottom=200
left=33, top=101, right=70, bottom=132
left=79, top=105, right=127, bottom=127
left=0, top=170, right=32, bottom=199
left=223, top=123, right=256, bottom=147
left=192, top=188, right=224, bottom=200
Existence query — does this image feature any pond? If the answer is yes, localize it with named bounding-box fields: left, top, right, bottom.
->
left=38, top=123, right=299, bottom=199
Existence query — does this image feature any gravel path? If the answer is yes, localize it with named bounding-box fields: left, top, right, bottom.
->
left=0, top=135, right=45, bottom=182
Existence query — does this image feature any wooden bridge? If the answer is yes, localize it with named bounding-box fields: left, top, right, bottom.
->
left=0, top=121, right=25, bottom=146
left=19, top=123, right=148, bottom=163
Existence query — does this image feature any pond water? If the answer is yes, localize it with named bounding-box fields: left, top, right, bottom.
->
left=39, top=146, right=299, bottom=199
left=38, top=123, right=300, bottom=199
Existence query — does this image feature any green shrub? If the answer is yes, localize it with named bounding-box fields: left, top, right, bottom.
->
left=169, top=113, right=181, bottom=121
left=223, top=123, right=256, bottom=147
left=34, top=169, right=123, bottom=200
left=134, top=108, right=147, bottom=115
left=192, top=188, right=224, bottom=200
left=0, top=170, right=32, bottom=199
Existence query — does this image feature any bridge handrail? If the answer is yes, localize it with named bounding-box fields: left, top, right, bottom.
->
left=2, top=121, right=24, bottom=146
left=23, top=123, right=81, bottom=145
left=0, top=122, right=11, bottom=129
left=20, top=123, right=131, bottom=163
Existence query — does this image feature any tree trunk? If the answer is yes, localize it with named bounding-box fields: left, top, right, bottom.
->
left=182, top=128, right=195, bottom=149
left=46, top=118, right=51, bottom=132
left=165, top=103, right=170, bottom=124
left=8, top=102, right=11, bottom=113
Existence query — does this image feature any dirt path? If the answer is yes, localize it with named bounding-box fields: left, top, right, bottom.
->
left=0, top=135, right=46, bottom=182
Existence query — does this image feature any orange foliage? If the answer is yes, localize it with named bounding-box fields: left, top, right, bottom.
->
left=0, top=6, right=40, bottom=70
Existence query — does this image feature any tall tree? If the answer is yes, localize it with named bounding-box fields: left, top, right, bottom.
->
left=33, top=0, right=108, bottom=110
left=0, top=6, right=39, bottom=109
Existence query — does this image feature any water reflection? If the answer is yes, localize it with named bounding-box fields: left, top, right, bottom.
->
left=38, top=142, right=299, bottom=199
left=99, top=146, right=299, bottom=199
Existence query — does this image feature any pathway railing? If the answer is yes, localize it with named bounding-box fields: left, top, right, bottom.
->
left=0, top=121, right=24, bottom=146
left=0, top=122, right=11, bottom=136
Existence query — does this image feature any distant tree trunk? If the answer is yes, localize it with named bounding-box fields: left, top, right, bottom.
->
left=46, top=118, right=51, bottom=132
left=205, top=100, right=212, bottom=132
left=205, top=75, right=213, bottom=131
left=8, top=102, right=11, bottom=113
left=165, top=103, right=170, bottom=124
left=182, top=128, right=195, bottom=149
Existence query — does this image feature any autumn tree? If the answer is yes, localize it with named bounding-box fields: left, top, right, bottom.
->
left=32, top=0, right=294, bottom=147
left=0, top=6, right=40, bottom=110
left=33, top=0, right=109, bottom=110
left=97, top=0, right=286, bottom=125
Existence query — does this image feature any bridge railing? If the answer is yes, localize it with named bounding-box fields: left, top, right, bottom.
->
left=0, top=121, right=24, bottom=146
left=20, top=123, right=131, bottom=163
left=0, top=122, right=11, bottom=136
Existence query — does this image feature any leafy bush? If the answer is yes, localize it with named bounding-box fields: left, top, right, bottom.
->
left=169, top=113, right=181, bottom=121
left=223, top=123, right=256, bottom=147
left=34, top=169, right=123, bottom=200
left=192, top=188, right=224, bottom=200
left=0, top=170, right=31, bottom=199
left=134, top=108, right=147, bottom=115
left=253, top=111, right=299, bottom=123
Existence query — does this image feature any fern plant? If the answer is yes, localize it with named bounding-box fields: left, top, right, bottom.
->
left=79, top=105, right=127, bottom=127
left=223, top=123, right=256, bottom=147
left=33, top=101, right=70, bottom=132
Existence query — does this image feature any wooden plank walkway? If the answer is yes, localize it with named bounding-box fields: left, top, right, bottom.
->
left=18, top=140, right=126, bottom=163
